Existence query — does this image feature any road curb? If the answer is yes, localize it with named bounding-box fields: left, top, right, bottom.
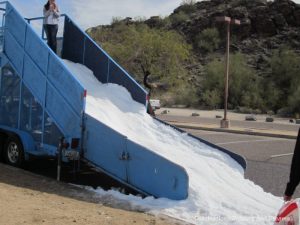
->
left=168, top=123, right=297, bottom=140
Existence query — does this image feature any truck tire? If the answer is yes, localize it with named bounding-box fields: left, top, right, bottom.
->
left=4, top=136, right=24, bottom=167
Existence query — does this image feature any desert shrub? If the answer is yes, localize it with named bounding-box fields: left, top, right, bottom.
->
left=268, top=47, right=300, bottom=114
left=235, top=106, right=254, bottom=114
left=180, top=0, right=197, bottom=14
left=277, top=107, right=293, bottom=117
left=173, top=85, right=198, bottom=107
left=201, top=89, right=222, bottom=109
left=201, top=53, right=263, bottom=109
left=170, top=11, right=190, bottom=25
left=196, top=28, right=220, bottom=53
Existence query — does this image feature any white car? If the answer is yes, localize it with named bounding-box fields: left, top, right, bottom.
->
left=149, top=99, right=161, bottom=110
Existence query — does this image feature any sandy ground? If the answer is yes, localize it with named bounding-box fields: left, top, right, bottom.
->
left=0, top=163, right=185, bottom=225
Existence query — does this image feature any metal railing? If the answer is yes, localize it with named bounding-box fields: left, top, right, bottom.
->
left=25, top=14, right=67, bottom=41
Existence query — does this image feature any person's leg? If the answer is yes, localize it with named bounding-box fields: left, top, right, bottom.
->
left=49, top=25, right=58, bottom=54
left=44, top=25, right=58, bottom=53
left=44, top=25, right=52, bottom=49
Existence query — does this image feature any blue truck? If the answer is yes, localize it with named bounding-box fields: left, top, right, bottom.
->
left=0, top=1, right=246, bottom=200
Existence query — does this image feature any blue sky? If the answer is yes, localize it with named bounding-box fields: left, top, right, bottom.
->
left=8, top=0, right=300, bottom=29
left=9, top=0, right=184, bottom=29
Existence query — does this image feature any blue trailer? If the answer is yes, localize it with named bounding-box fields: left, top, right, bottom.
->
left=0, top=1, right=246, bottom=200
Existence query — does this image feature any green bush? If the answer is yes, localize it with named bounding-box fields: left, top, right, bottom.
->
left=235, top=106, right=254, bottom=114
left=277, top=107, right=293, bottom=117
left=202, top=89, right=222, bottom=109
left=196, top=28, right=220, bottom=53
left=173, top=85, right=198, bottom=107
left=268, top=47, right=300, bottom=114
left=201, top=53, right=263, bottom=110
left=111, top=17, right=123, bottom=26
left=180, top=0, right=197, bottom=14
left=170, top=11, right=190, bottom=25
left=181, top=0, right=197, bottom=5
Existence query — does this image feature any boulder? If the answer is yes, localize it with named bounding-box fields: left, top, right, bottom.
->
left=250, top=6, right=277, bottom=36
left=294, top=9, right=300, bottom=26
left=229, top=6, right=249, bottom=19
left=273, top=0, right=297, bottom=25
left=273, top=14, right=288, bottom=28
left=161, top=110, right=170, bottom=115
left=245, top=115, right=257, bottom=121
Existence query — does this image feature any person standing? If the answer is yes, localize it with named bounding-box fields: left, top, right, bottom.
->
left=43, top=0, right=60, bottom=53
left=284, top=127, right=300, bottom=201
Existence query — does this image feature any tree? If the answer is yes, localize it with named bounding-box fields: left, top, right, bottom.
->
left=89, top=23, right=191, bottom=95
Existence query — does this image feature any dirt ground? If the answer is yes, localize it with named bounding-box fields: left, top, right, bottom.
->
left=0, top=163, right=185, bottom=225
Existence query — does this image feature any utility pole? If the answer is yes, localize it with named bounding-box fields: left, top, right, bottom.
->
left=216, top=16, right=240, bottom=128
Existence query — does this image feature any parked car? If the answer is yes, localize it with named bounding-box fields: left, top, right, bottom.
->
left=149, top=99, right=161, bottom=110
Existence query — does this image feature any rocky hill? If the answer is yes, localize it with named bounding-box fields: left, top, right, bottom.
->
left=172, top=0, right=300, bottom=37
left=146, top=0, right=300, bottom=72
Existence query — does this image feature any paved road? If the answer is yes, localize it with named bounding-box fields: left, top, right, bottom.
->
left=183, top=128, right=300, bottom=199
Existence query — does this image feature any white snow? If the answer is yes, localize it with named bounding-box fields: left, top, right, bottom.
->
left=64, top=60, right=283, bottom=225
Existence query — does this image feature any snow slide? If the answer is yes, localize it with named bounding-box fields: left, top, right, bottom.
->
left=64, top=60, right=283, bottom=225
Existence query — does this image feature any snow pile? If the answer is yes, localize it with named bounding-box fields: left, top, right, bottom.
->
left=64, top=60, right=283, bottom=225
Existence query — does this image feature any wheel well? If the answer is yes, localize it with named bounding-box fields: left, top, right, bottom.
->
left=0, top=131, right=8, bottom=160
left=6, top=134, right=23, bottom=149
